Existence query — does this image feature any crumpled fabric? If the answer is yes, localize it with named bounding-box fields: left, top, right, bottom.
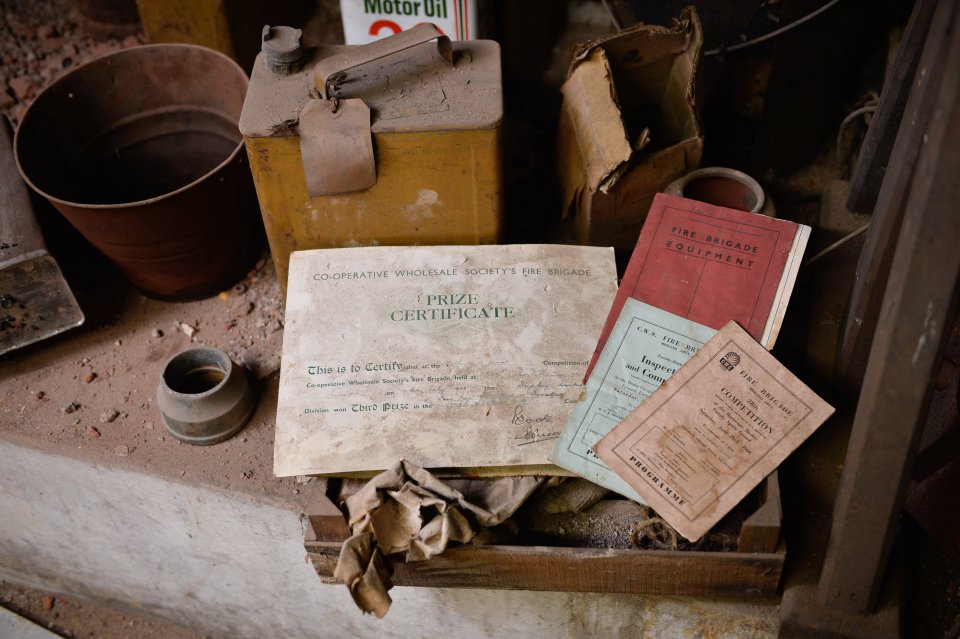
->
left=524, top=477, right=611, bottom=515
left=333, top=460, right=545, bottom=617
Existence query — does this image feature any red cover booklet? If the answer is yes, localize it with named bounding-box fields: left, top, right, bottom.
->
left=586, top=193, right=810, bottom=378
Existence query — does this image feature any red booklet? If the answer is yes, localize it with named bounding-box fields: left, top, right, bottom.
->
left=585, top=193, right=810, bottom=378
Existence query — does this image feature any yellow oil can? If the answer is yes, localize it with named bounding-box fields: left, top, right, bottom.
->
left=239, top=24, right=503, bottom=291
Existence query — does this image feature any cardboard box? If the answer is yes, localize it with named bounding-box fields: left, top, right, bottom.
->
left=557, top=7, right=704, bottom=250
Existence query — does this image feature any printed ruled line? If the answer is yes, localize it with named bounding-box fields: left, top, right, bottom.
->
left=747, top=229, right=782, bottom=330
left=675, top=253, right=754, bottom=271
left=681, top=217, right=769, bottom=237
left=687, top=263, right=706, bottom=317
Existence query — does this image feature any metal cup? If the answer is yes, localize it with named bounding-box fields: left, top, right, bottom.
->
left=157, top=346, right=254, bottom=446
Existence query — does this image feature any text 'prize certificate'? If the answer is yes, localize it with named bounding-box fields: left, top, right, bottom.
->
left=275, top=244, right=617, bottom=477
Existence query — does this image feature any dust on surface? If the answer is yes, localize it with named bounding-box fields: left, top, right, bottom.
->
left=0, top=579, right=205, bottom=639
left=0, top=0, right=322, bottom=552
left=0, top=0, right=145, bottom=126
left=0, top=251, right=324, bottom=511
left=519, top=492, right=752, bottom=551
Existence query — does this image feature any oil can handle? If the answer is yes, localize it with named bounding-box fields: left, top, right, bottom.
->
left=314, top=23, right=452, bottom=99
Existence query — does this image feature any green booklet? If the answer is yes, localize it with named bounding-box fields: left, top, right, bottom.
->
left=549, top=298, right=716, bottom=501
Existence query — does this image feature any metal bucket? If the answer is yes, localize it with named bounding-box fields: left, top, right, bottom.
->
left=14, top=44, right=263, bottom=299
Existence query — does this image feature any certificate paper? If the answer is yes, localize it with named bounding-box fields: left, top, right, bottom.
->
left=275, top=245, right=617, bottom=477
left=595, top=321, right=833, bottom=540
left=550, top=299, right=716, bottom=501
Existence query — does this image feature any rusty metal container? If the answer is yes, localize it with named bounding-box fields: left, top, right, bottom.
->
left=15, top=44, right=263, bottom=300
left=665, top=167, right=775, bottom=216
left=239, top=24, right=503, bottom=291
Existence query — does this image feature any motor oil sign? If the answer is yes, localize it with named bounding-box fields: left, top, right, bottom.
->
left=340, top=0, right=478, bottom=43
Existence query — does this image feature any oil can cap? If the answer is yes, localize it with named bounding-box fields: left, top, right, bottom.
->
left=262, top=25, right=303, bottom=75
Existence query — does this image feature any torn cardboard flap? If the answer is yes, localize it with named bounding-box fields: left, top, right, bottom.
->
left=557, top=6, right=704, bottom=249
left=569, top=11, right=694, bottom=72
left=560, top=48, right=634, bottom=200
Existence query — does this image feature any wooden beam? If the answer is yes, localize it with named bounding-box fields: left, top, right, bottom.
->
left=306, top=541, right=784, bottom=598
left=839, top=0, right=954, bottom=384
left=817, top=0, right=960, bottom=612
left=846, top=0, right=937, bottom=213
left=737, top=473, right=782, bottom=554
left=306, top=475, right=784, bottom=597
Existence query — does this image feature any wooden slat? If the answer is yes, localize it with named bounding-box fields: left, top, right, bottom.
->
left=306, top=541, right=783, bottom=597
left=305, top=486, right=351, bottom=542
left=817, top=0, right=960, bottom=613
left=738, top=473, right=782, bottom=554
left=839, top=0, right=954, bottom=383
left=846, top=0, right=937, bottom=213
left=307, top=474, right=784, bottom=597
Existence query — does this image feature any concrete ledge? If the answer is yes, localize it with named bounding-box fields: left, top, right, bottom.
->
left=0, top=259, right=779, bottom=638
left=0, top=440, right=781, bottom=638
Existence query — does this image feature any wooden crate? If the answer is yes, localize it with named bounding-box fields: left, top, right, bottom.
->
left=303, top=474, right=785, bottom=598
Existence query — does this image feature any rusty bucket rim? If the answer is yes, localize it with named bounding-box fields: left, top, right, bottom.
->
left=13, top=43, right=249, bottom=211
left=665, top=166, right=767, bottom=215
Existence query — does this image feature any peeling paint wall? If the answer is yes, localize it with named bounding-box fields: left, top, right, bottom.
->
left=0, top=442, right=777, bottom=638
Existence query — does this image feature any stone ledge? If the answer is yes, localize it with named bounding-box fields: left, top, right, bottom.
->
left=0, top=252, right=324, bottom=512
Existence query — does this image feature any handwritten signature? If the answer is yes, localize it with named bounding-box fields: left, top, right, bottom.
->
left=514, top=425, right=562, bottom=446
left=517, top=380, right=550, bottom=389
left=439, top=389, right=479, bottom=406
left=530, top=390, right=564, bottom=399
left=511, top=404, right=553, bottom=425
